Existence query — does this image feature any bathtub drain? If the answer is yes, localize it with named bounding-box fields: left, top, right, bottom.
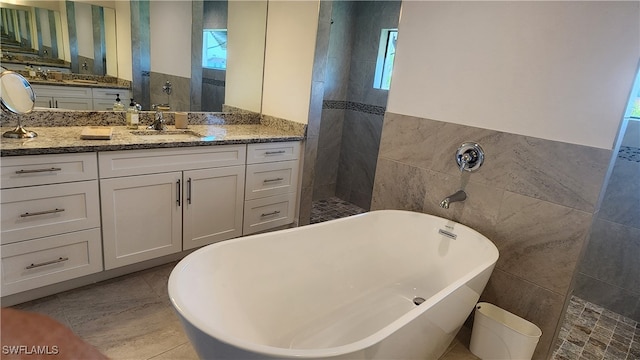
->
left=413, top=297, right=426, bottom=306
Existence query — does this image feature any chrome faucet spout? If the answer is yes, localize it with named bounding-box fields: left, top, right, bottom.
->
left=439, top=190, right=467, bottom=209
left=148, top=104, right=169, bottom=131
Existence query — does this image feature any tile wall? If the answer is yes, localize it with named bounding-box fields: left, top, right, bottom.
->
left=298, top=0, right=333, bottom=225
left=371, top=112, right=612, bottom=359
left=149, top=72, right=190, bottom=112
left=575, top=119, right=640, bottom=321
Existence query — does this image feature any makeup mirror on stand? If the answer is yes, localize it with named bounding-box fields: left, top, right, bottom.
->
left=1, top=70, right=37, bottom=138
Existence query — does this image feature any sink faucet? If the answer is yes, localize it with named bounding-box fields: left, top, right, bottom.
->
left=148, top=104, right=169, bottom=131
left=37, top=68, right=48, bottom=80
left=439, top=190, right=467, bottom=209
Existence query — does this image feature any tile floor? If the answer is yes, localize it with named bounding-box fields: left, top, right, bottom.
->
left=11, top=262, right=199, bottom=360
left=552, top=296, right=640, bottom=360
left=310, top=196, right=367, bottom=223
left=7, top=197, right=485, bottom=360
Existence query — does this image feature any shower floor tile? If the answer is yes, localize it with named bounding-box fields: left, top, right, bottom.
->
left=311, top=196, right=367, bottom=224
left=552, top=295, right=640, bottom=360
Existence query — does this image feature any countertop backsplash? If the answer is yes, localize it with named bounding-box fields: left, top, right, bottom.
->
left=0, top=109, right=266, bottom=128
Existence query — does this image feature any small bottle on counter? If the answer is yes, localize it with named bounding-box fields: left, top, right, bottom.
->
left=126, top=99, right=139, bottom=129
left=113, top=94, right=125, bottom=111
left=26, top=65, right=36, bottom=78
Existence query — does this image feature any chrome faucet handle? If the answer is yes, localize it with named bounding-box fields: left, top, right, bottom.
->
left=456, top=143, right=485, bottom=172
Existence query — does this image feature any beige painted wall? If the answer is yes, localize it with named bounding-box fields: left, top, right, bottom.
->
left=261, top=0, right=319, bottom=124
left=225, top=1, right=268, bottom=113
left=388, top=1, right=639, bottom=149
left=114, top=0, right=131, bottom=81
left=149, top=1, right=191, bottom=78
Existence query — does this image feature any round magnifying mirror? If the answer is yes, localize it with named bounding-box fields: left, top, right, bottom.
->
left=1, top=70, right=37, bottom=138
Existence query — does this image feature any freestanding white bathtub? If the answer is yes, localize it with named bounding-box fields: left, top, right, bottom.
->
left=169, top=210, right=499, bottom=360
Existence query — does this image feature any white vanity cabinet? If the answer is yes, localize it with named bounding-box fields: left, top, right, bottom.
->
left=98, top=146, right=246, bottom=269
left=243, top=142, right=301, bottom=234
left=31, top=84, right=130, bottom=110
left=0, top=153, right=103, bottom=296
left=31, top=85, right=93, bottom=110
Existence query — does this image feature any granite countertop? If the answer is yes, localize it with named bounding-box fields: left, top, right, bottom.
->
left=0, top=124, right=305, bottom=156
left=28, top=78, right=129, bottom=90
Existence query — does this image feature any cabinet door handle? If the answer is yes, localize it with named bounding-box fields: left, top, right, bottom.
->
left=265, top=150, right=286, bottom=155
left=20, top=208, right=65, bottom=217
left=26, top=257, right=69, bottom=269
left=15, top=167, right=62, bottom=174
left=55, top=100, right=58, bottom=108
left=49, top=100, right=52, bottom=108
left=177, top=179, right=181, bottom=206
left=261, top=210, right=281, bottom=217
left=187, top=178, right=192, bottom=205
left=263, top=177, right=284, bottom=183
left=176, top=180, right=182, bottom=206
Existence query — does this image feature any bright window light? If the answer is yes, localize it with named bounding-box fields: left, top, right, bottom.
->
left=202, top=29, right=227, bottom=70
left=373, top=29, right=398, bottom=90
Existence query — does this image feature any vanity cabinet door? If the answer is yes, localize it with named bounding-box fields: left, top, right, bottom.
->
left=182, top=166, right=245, bottom=250
left=100, top=172, right=183, bottom=270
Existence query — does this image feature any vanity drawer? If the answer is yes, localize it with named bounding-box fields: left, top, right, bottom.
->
left=243, top=193, right=296, bottom=235
left=1, top=153, right=98, bottom=188
left=99, top=145, right=246, bottom=178
left=246, top=142, right=300, bottom=164
left=1, top=181, right=100, bottom=245
left=245, top=160, right=299, bottom=200
left=31, top=84, right=93, bottom=98
left=1, top=228, right=103, bottom=296
left=92, top=88, right=131, bottom=100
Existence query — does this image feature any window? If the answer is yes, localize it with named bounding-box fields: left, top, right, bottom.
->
left=202, top=29, right=227, bottom=70
left=373, top=29, right=398, bottom=90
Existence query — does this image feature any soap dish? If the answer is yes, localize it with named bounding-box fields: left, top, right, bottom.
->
left=81, top=127, right=113, bottom=140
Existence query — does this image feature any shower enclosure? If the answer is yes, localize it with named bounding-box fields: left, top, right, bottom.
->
left=554, top=69, right=640, bottom=358
left=312, top=1, right=401, bottom=210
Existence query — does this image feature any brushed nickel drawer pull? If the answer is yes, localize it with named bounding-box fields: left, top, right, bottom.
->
left=261, top=210, right=281, bottom=217
left=265, top=150, right=286, bottom=155
left=20, top=208, right=66, bottom=217
left=15, top=167, right=62, bottom=174
left=263, top=177, right=284, bottom=183
left=26, top=257, right=69, bottom=269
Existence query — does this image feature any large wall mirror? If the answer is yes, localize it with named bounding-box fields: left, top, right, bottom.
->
left=0, top=0, right=118, bottom=77
left=2, top=0, right=269, bottom=113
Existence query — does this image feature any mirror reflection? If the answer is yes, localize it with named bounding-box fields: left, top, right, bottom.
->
left=1, top=0, right=268, bottom=113
left=0, top=70, right=38, bottom=138
left=0, top=1, right=117, bottom=77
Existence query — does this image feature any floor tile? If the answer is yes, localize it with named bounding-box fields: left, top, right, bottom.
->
left=57, top=273, right=160, bottom=328
left=149, top=342, right=199, bottom=360
left=75, top=301, right=187, bottom=360
left=552, top=295, right=639, bottom=360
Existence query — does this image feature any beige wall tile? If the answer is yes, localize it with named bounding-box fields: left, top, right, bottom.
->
left=489, top=191, right=592, bottom=295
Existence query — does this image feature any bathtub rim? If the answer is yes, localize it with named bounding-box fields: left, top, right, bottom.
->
left=168, top=209, right=499, bottom=359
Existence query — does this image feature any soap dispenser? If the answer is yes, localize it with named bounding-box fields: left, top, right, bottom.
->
left=126, top=98, right=139, bottom=129
left=113, top=94, right=125, bottom=111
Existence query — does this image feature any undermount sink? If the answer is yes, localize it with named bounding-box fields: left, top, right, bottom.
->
left=130, top=130, right=204, bottom=139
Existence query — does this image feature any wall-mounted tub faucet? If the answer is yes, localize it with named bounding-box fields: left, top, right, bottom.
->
left=439, top=190, right=467, bottom=209
left=440, top=142, right=484, bottom=209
